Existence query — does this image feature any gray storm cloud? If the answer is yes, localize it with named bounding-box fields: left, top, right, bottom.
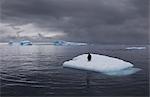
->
left=0, top=0, right=149, bottom=44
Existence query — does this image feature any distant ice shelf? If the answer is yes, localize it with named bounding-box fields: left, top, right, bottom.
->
left=63, top=54, right=141, bottom=76
left=8, top=40, right=87, bottom=46
left=126, top=46, right=146, bottom=50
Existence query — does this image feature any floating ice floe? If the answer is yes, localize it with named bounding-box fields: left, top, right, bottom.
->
left=63, top=54, right=141, bottom=76
left=51, top=40, right=87, bottom=46
left=126, top=47, right=146, bottom=50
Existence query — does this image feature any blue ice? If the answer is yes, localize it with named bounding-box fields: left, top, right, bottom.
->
left=102, top=68, right=141, bottom=76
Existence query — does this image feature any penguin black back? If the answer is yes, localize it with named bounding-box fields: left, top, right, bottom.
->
left=87, top=53, right=91, bottom=61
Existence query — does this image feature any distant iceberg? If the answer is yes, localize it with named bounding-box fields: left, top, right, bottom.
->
left=8, top=40, right=32, bottom=46
left=126, top=46, right=146, bottom=50
left=51, top=40, right=87, bottom=46
left=63, top=54, right=141, bottom=76
left=52, top=40, right=66, bottom=46
left=8, top=41, right=13, bottom=45
left=20, top=40, right=32, bottom=46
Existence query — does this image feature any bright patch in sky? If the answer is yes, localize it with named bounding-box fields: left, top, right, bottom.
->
left=0, top=23, right=66, bottom=38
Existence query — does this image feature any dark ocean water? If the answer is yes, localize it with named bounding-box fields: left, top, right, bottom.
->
left=0, top=43, right=149, bottom=96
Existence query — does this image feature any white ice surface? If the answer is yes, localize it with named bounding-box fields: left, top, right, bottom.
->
left=63, top=54, right=134, bottom=72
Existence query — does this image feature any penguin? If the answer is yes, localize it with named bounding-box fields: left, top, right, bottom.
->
left=87, top=53, right=92, bottom=61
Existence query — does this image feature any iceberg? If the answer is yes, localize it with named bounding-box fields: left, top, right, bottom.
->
left=63, top=54, right=141, bottom=76
left=51, top=40, right=87, bottom=46
left=20, top=40, right=32, bottom=46
left=8, top=41, right=13, bottom=45
left=52, top=40, right=66, bottom=46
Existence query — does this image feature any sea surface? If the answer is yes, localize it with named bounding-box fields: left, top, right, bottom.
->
left=0, top=43, right=149, bottom=96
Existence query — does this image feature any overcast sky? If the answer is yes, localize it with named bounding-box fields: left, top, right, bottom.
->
left=0, top=0, right=149, bottom=44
